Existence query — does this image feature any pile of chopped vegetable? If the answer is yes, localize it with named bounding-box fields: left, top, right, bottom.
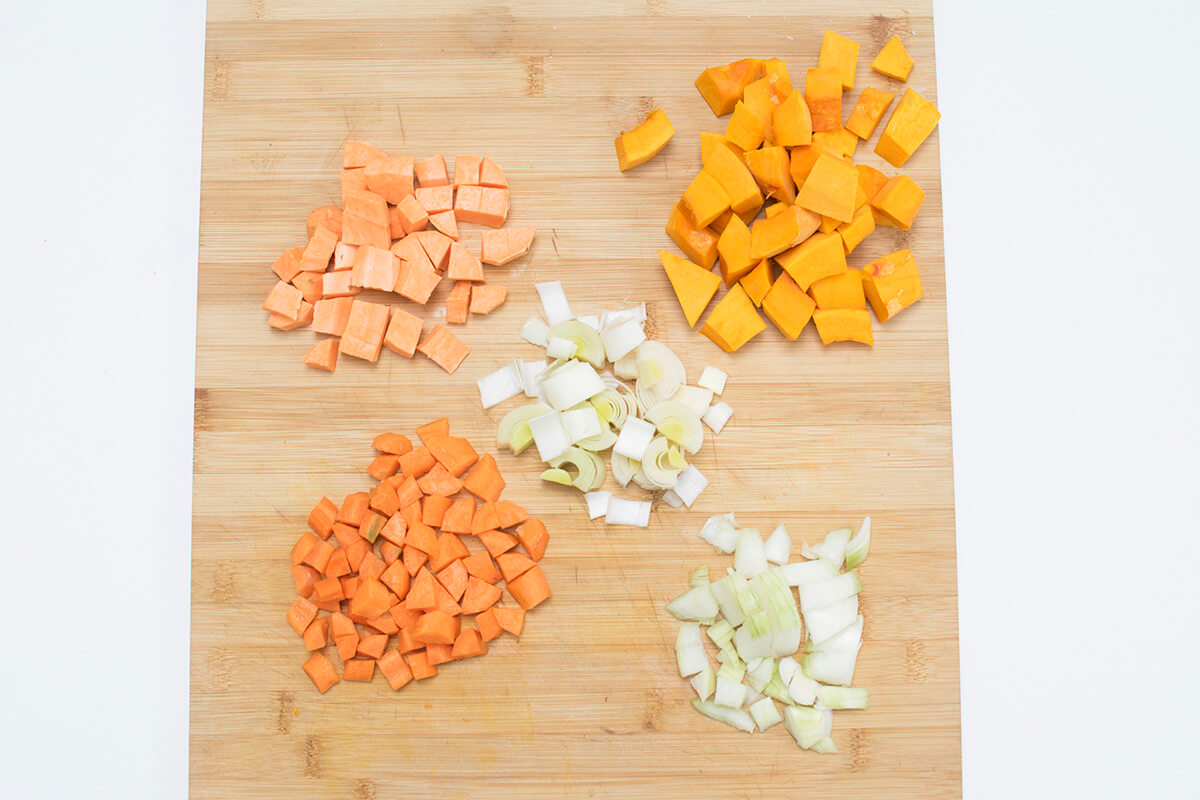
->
left=669, top=514, right=871, bottom=751
left=658, top=32, right=935, bottom=350
left=263, top=142, right=538, bottom=374
left=287, top=420, right=550, bottom=694
left=476, top=281, right=734, bottom=525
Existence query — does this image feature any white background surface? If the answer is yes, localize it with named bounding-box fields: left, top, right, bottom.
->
left=1, top=1, right=1196, bottom=797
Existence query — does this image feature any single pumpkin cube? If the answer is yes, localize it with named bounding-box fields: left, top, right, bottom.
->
left=681, top=171, right=731, bottom=228
left=694, top=58, right=765, bottom=116
left=615, top=108, right=675, bottom=171
left=659, top=249, right=721, bottom=327
left=813, top=308, right=873, bottom=345
left=808, top=269, right=866, bottom=310
left=750, top=205, right=816, bottom=260
left=818, top=30, right=860, bottom=91
left=845, top=87, right=896, bottom=139
left=875, top=88, right=940, bottom=167
left=795, top=152, right=858, bottom=223
left=700, top=284, right=767, bottom=353
left=856, top=164, right=889, bottom=204
left=862, top=248, right=923, bottom=322
left=871, top=35, right=914, bottom=82
left=763, top=58, right=793, bottom=101
left=742, top=146, right=795, bottom=203
left=773, top=90, right=812, bottom=147
left=812, top=128, right=858, bottom=160
left=666, top=203, right=719, bottom=269
left=870, top=174, right=926, bottom=230
left=761, top=272, right=816, bottom=340
left=709, top=208, right=736, bottom=234
left=702, top=142, right=763, bottom=216
left=716, top=213, right=756, bottom=287
left=701, top=131, right=742, bottom=164
left=775, top=231, right=847, bottom=291
left=725, top=102, right=765, bottom=154
left=788, top=143, right=843, bottom=189
left=804, top=66, right=843, bottom=132
left=764, top=201, right=788, bottom=219
left=837, top=204, right=876, bottom=254
left=740, top=78, right=776, bottom=143
left=739, top=260, right=773, bottom=307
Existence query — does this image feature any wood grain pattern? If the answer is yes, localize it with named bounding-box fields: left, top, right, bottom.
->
left=192, top=2, right=960, bottom=797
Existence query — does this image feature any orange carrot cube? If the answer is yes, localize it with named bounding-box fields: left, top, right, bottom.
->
left=302, top=652, right=340, bottom=693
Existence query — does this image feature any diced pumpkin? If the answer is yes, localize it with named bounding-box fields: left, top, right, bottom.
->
left=725, top=101, right=765, bottom=152
left=862, top=248, right=923, bottom=322
left=794, top=152, right=858, bottom=223
left=749, top=205, right=818, bottom=260
left=739, top=260, right=773, bottom=307
left=761, top=272, right=816, bottom=340
left=811, top=128, right=858, bottom=160
left=772, top=90, right=813, bottom=147
left=856, top=164, right=889, bottom=204
left=870, top=174, right=926, bottom=230
left=807, top=269, right=865, bottom=310
left=788, top=143, right=844, bottom=189
left=742, top=146, right=795, bottom=203
left=615, top=108, right=675, bottom=171
left=701, top=142, right=762, bottom=217
left=875, top=88, right=940, bottom=167
left=837, top=203, right=876, bottom=254
left=680, top=171, right=731, bottom=229
left=659, top=249, right=721, bottom=328
left=775, top=231, right=847, bottom=291
left=819, top=214, right=841, bottom=235
left=694, top=58, right=765, bottom=116
left=845, top=87, right=896, bottom=139
left=739, top=78, right=776, bottom=143
left=666, top=203, right=719, bottom=269
left=813, top=308, right=873, bottom=345
left=871, top=35, right=914, bottom=82
left=818, top=30, right=860, bottom=91
left=700, top=132, right=742, bottom=165
left=700, top=283, right=766, bottom=353
left=763, top=58, right=793, bottom=101
left=804, top=66, right=843, bottom=132
left=716, top=213, right=756, bottom=287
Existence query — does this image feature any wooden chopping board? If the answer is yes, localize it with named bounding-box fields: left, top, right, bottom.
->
left=191, top=1, right=960, bottom=797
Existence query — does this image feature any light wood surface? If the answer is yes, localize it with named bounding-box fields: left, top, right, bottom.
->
left=192, top=2, right=959, bottom=797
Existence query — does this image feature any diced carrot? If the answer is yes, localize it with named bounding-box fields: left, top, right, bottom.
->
left=377, top=649, right=414, bottom=690
left=342, top=658, right=376, bottom=682
left=396, top=475, right=424, bottom=509
left=396, top=627, right=422, bottom=654
left=369, top=481, right=400, bottom=517
left=421, top=494, right=453, bottom=527
left=344, top=539, right=371, bottom=573
left=407, top=567, right=438, bottom=610
left=417, top=464, right=463, bottom=496
left=402, top=545, right=428, bottom=576
left=415, top=155, right=449, bottom=187
left=348, top=577, right=392, bottom=621
left=344, top=140, right=387, bottom=169
left=302, top=652, right=340, bottom=693
left=358, top=551, right=386, bottom=581
left=468, top=284, right=508, bottom=315
left=301, top=539, right=335, bottom=573
left=378, top=513, right=407, bottom=547
left=331, top=522, right=361, bottom=549
left=452, top=627, right=487, bottom=660
left=517, top=518, right=549, bottom=561
left=303, top=617, right=330, bottom=651
left=397, top=446, right=436, bottom=479
left=426, top=436, right=479, bottom=476
left=373, top=433, right=413, bottom=455
left=479, top=157, right=507, bottom=189
left=267, top=300, right=314, bottom=331
left=428, top=210, right=459, bottom=240
left=480, top=226, right=536, bottom=266
left=426, top=642, right=455, bottom=666
left=292, top=564, right=321, bottom=598
left=415, top=186, right=453, bottom=215
left=460, top=576, right=503, bottom=615
left=495, top=500, right=529, bottom=529
left=365, top=612, right=400, bottom=636
left=340, top=575, right=361, bottom=600
left=446, top=243, right=484, bottom=282
left=462, top=453, right=505, bottom=503
left=380, top=560, right=411, bottom=600
left=506, top=565, right=551, bottom=610
left=314, top=596, right=341, bottom=613
left=380, top=539, right=401, bottom=565
left=463, top=551, right=502, bottom=584
left=416, top=417, right=451, bottom=440
left=364, top=156, right=414, bottom=205
left=493, top=606, right=526, bottom=637
left=271, top=247, right=305, bottom=282
left=477, top=529, right=519, bottom=557
left=325, top=547, right=351, bottom=579
left=339, top=299, right=391, bottom=363
left=430, top=533, right=471, bottom=572
left=445, top=281, right=472, bottom=324
left=329, top=612, right=355, bottom=639
left=307, top=497, right=338, bottom=539
left=366, top=454, right=400, bottom=482
left=337, top=492, right=370, bottom=525
left=411, top=230, right=454, bottom=271
left=357, top=633, right=389, bottom=660
left=263, top=280, right=304, bottom=319
left=303, top=339, right=339, bottom=373
left=300, top=225, right=339, bottom=272
left=292, top=531, right=320, bottom=565
left=439, top=496, right=476, bottom=534
left=475, top=607, right=502, bottom=642
left=412, top=610, right=461, bottom=645
left=290, top=271, right=324, bottom=304
left=452, top=155, right=482, bottom=187
left=313, top=575, right=345, bottom=604
left=471, top=502, right=500, bottom=534
left=287, top=596, right=319, bottom=635
left=407, top=649, right=437, bottom=680
left=313, top=296, right=355, bottom=336
left=335, top=633, right=359, bottom=662
left=496, top=551, right=536, bottom=583
left=351, top=245, right=400, bottom=292
left=389, top=602, right=423, bottom=630
left=435, top=558, right=470, bottom=602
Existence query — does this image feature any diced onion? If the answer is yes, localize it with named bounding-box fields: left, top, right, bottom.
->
left=779, top=558, right=837, bottom=586
left=763, top=523, right=792, bottom=565
left=783, top=705, right=832, bottom=749
left=714, top=675, right=748, bottom=708
left=698, top=366, right=728, bottom=395
left=535, top=280, right=572, bottom=325
left=520, top=316, right=549, bottom=346
left=528, top=412, right=570, bottom=462
left=818, top=616, right=864, bottom=653
left=699, top=513, right=739, bottom=553
left=675, top=622, right=706, bottom=677
left=691, top=699, right=755, bottom=733
left=605, top=497, right=652, bottom=527
left=798, top=572, right=862, bottom=614
left=748, top=697, right=783, bottom=731
left=690, top=667, right=716, bottom=702
left=816, top=685, right=870, bottom=709
left=802, top=527, right=852, bottom=568
left=802, top=648, right=859, bottom=687
left=702, top=402, right=733, bottom=434
left=734, top=528, right=768, bottom=577
left=584, top=491, right=611, bottom=519
left=666, top=584, right=719, bottom=621
left=803, top=596, right=859, bottom=646
left=844, top=516, right=871, bottom=569
left=477, top=362, right=524, bottom=409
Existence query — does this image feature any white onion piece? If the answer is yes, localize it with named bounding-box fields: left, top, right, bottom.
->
left=783, top=705, right=832, bottom=749
left=709, top=577, right=745, bottom=628
left=804, top=596, right=859, bottom=645
left=675, top=622, right=706, bottom=677
left=733, top=528, right=768, bottom=577
left=844, top=516, right=871, bottom=569
left=672, top=385, right=714, bottom=418
left=613, top=415, right=655, bottom=460
left=779, top=558, right=838, bottom=586
left=748, top=697, right=783, bottom=730
left=520, top=316, right=549, bottom=346
left=662, top=489, right=684, bottom=508
left=817, top=685, right=870, bottom=709
left=540, top=360, right=605, bottom=411
left=733, top=626, right=773, bottom=661
left=743, top=685, right=766, bottom=707
left=699, top=512, right=739, bottom=553
left=645, top=400, right=704, bottom=453
left=690, top=667, right=716, bottom=701
left=698, top=366, right=728, bottom=395
left=528, top=412, right=570, bottom=462
left=802, top=648, right=859, bottom=687
left=818, top=616, right=864, bottom=653
left=803, top=527, right=852, bottom=568
left=666, top=584, right=719, bottom=621
left=798, top=572, right=862, bottom=613
left=714, top=675, right=748, bottom=709
left=605, top=498, right=652, bottom=527
left=777, top=656, right=802, bottom=687
left=787, top=671, right=820, bottom=706
left=672, top=466, right=708, bottom=507
left=561, top=406, right=603, bottom=444
left=535, top=280, right=572, bottom=325
left=746, top=656, right=775, bottom=692
left=763, top=523, right=792, bottom=565
left=691, top=699, right=756, bottom=733
left=599, top=316, right=646, bottom=362
left=810, top=737, right=838, bottom=754
left=584, top=491, right=611, bottom=520
left=477, top=362, right=524, bottom=409
left=702, top=402, right=733, bottom=434
left=545, top=336, right=578, bottom=360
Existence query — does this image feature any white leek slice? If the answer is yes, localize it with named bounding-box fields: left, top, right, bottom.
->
left=710, top=576, right=746, bottom=627
left=547, top=320, right=606, bottom=367
left=672, top=385, right=714, bottom=418
left=610, top=452, right=639, bottom=487
left=798, top=572, right=862, bottom=614
left=518, top=359, right=548, bottom=397
left=666, top=584, right=719, bottom=621
left=588, top=388, right=629, bottom=429
left=844, top=516, right=871, bottom=569
left=662, top=489, right=684, bottom=508
left=497, top=402, right=553, bottom=456
left=733, top=528, right=768, bottom=577
left=809, top=737, right=838, bottom=754
left=675, top=622, right=706, bottom=678
left=690, top=667, right=716, bottom=702
left=780, top=558, right=838, bottom=586
left=817, top=616, right=863, bottom=653
left=547, top=446, right=605, bottom=492
left=748, top=697, right=783, bottom=730
left=645, top=400, right=704, bottom=454
left=575, top=426, right=618, bottom=452
left=804, top=596, right=859, bottom=646
left=746, top=656, right=775, bottom=692
left=634, top=341, right=686, bottom=409
left=803, top=527, right=852, bottom=568
left=817, top=685, right=870, bottom=709
left=688, top=565, right=709, bottom=589
left=519, top=316, right=549, bottom=346
left=698, top=366, right=728, bottom=395
left=640, top=436, right=684, bottom=489
left=545, top=336, right=578, bottom=360
left=763, top=523, right=792, bottom=565
left=613, top=350, right=639, bottom=380
left=671, top=465, right=708, bottom=507
left=802, top=648, right=859, bottom=687
left=561, top=406, right=603, bottom=444
left=535, top=280, right=572, bottom=325
left=783, top=704, right=832, bottom=749
left=714, top=675, right=748, bottom=709
left=699, top=513, right=739, bottom=553
left=706, top=619, right=735, bottom=649
left=613, top=415, right=656, bottom=460
left=528, top=412, right=570, bottom=462
left=691, top=699, right=755, bottom=733
left=477, top=362, right=524, bottom=409
left=605, top=497, right=651, bottom=527
left=576, top=313, right=601, bottom=330
left=540, top=360, right=605, bottom=411
left=599, top=316, right=646, bottom=362
left=702, top=402, right=733, bottom=434
left=584, top=491, right=611, bottom=520
left=540, top=468, right=572, bottom=486
left=600, top=304, right=646, bottom=329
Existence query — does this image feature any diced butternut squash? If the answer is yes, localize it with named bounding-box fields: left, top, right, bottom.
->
left=303, top=338, right=339, bottom=372
left=339, top=300, right=391, bottom=363
left=763, top=58, right=793, bottom=101
left=742, top=146, right=796, bottom=203
left=761, top=273, right=816, bottom=340
left=739, top=78, right=776, bottom=143
left=700, top=132, right=743, bottom=165
left=772, top=90, right=813, bottom=147
left=794, top=152, right=858, bottom=223
left=788, top=143, right=843, bottom=188
left=694, top=58, right=765, bottom=116
left=807, top=269, right=865, bottom=310
left=739, top=260, right=773, bottom=307
left=845, top=87, right=895, bottom=139
left=615, top=108, right=675, bottom=171
left=875, top=87, right=940, bottom=167
left=700, top=284, right=766, bottom=353
left=804, top=66, right=843, bottom=132
left=862, top=248, right=923, bottom=322
left=716, top=213, right=755, bottom=287
left=870, top=174, right=926, bottom=230
left=775, top=231, right=847, bottom=291
left=819, top=30, right=860, bottom=91
left=871, top=35, right=914, bottom=82
left=837, top=203, right=876, bottom=254
left=856, top=164, right=889, bottom=204
left=681, top=171, right=731, bottom=228
left=659, top=249, right=721, bottom=328
left=702, top=142, right=762, bottom=216
left=749, top=205, right=817, bottom=260
left=666, top=203, right=719, bottom=269
left=819, top=214, right=841, bottom=235
left=813, top=308, right=873, bottom=345
left=811, top=128, right=858, bottom=160
left=725, top=101, right=765, bottom=152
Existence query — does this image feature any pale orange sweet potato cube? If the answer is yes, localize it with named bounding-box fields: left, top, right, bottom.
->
left=393, top=195, right=429, bottom=236
left=384, top=307, right=423, bottom=358
left=475, top=188, right=509, bottom=228
left=445, top=242, right=484, bottom=282
left=428, top=211, right=458, bottom=240
left=478, top=157, right=507, bottom=188
left=332, top=242, right=358, bottom=271
left=339, top=300, right=391, bottom=362
left=263, top=280, right=303, bottom=318
left=411, top=230, right=453, bottom=271
left=364, top=156, right=414, bottom=205
left=480, top=227, right=535, bottom=266
left=415, top=155, right=449, bottom=187
left=351, top=245, right=400, bottom=292
left=342, top=189, right=389, bottom=227
left=271, top=247, right=305, bottom=282
left=299, top=225, right=339, bottom=272
left=453, top=185, right=483, bottom=222
left=445, top=281, right=472, bottom=324
left=468, top=284, right=507, bottom=315
left=340, top=212, right=390, bottom=250
left=269, top=300, right=313, bottom=330
left=396, top=260, right=442, bottom=305
left=304, top=338, right=339, bottom=372
left=417, top=325, right=469, bottom=374
left=290, top=271, right=324, bottom=304
left=415, top=186, right=453, bottom=215
left=452, top=156, right=481, bottom=187
left=313, top=296, right=355, bottom=336
left=344, top=141, right=387, bottom=169
left=341, top=167, right=369, bottom=199
left=321, top=269, right=359, bottom=299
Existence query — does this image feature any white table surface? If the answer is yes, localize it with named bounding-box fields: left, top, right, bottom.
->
left=2, top=1, right=1197, bottom=797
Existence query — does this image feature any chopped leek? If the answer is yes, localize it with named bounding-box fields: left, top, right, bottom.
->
left=527, top=412, right=570, bottom=462
left=610, top=451, right=639, bottom=487
left=640, top=436, right=684, bottom=489
left=540, top=360, right=605, bottom=411
left=547, top=447, right=605, bottom=491
left=698, top=366, right=728, bottom=395
left=520, top=316, right=549, bottom=346
left=612, top=416, right=655, bottom=461
left=583, top=491, right=611, bottom=520
left=599, top=316, right=646, bottom=362
left=547, top=320, right=605, bottom=367
left=561, top=406, right=603, bottom=444
left=671, top=385, right=714, bottom=418
left=645, top=400, right=704, bottom=453
left=671, top=465, right=708, bottom=507
left=634, top=341, right=685, bottom=409
left=604, top=497, right=651, bottom=527
left=534, top=280, right=572, bottom=325
left=477, top=362, right=525, bottom=409
left=545, top=336, right=578, bottom=360
left=702, top=401, right=733, bottom=434
left=497, top=403, right=553, bottom=456
left=540, top=468, right=572, bottom=486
